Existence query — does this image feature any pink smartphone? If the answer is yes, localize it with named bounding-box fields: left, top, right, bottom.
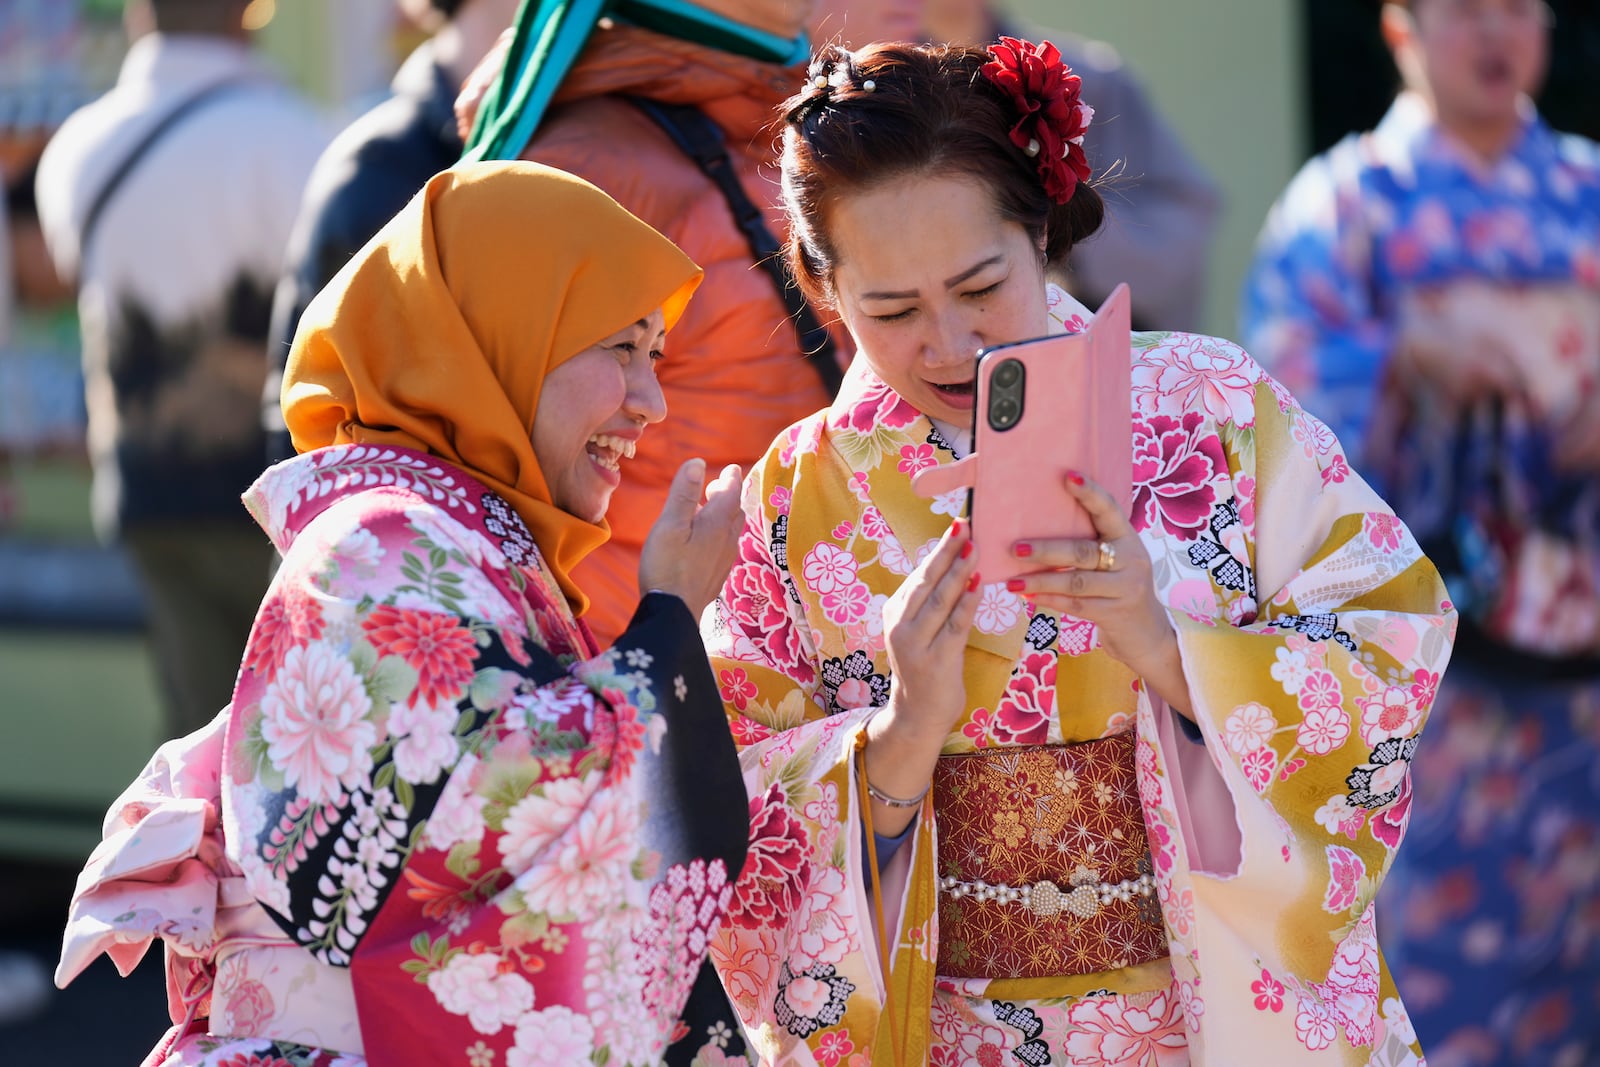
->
left=960, top=284, right=1133, bottom=584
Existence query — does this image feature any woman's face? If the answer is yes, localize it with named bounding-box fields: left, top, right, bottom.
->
left=828, top=171, right=1049, bottom=425
left=531, top=308, right=668, bottom=523
left=1408, top=0, right=1548, bottom=125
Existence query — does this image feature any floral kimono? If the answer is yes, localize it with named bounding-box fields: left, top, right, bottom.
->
left=1242, top=93, right=1600, bottom=1065
left=56, top=444, right=748, bottom=1067
left=703, top=289, right=1454, bottom=1065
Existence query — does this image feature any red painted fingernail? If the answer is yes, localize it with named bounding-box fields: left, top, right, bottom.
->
left=1065, top=470, right=1085, bottom=486
left=1006, top=578, right=1026, bottom=592
left=1014, top=541, right=1033, bottom=558
left=967, top=572, right=981, bottom=592
left=960, top=541, right=973, bottom=559
left=951, top=518, right=965, bottom=536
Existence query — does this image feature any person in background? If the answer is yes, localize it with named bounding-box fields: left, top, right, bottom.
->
left=923, top=0, right=1220, bottom=332
left=263, top=0, right=521, bottom=465
left=456, top=0, right=850, bottom=648
left=34, top=0, right=327, bottom=737
left=810, top=0, right=922, bottom=48
left=1241, top=1, right=1600, bottom=1063
left=704, top=37, right=1452, bottom=1066
left=56, top=161, right=751, bottom=1067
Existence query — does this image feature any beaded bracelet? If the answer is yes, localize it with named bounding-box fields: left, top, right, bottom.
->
left=864, top=776, right=930, bottom=809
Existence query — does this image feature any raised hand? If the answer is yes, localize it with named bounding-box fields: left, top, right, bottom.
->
left=637, top=458, right=744, bottom=620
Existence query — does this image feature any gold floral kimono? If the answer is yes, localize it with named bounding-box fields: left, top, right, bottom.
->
left=703, top=289, right=1453, bottom=1066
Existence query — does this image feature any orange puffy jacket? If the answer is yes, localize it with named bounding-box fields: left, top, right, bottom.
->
left=520, top=25, right=838, bottom=644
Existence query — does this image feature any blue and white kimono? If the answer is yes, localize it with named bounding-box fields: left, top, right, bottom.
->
left=1241, top=90, right=1600, bottom=1067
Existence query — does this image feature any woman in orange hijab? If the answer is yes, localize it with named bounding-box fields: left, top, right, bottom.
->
left=54, top=162, right=752, bottom=1067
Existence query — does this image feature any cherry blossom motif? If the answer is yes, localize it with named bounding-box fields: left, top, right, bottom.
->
left=820, top=580, right=872, bottom=626
left=992, top=650, right=1056, bottom=745
left=1063, top=989, right=1188, bottom=1066
left=847, top=471, right=872, bottom=503
left=389, top=699, right=460, bottom=785
left=1223, top=702, right=1278, bottom=754
left=770, top=485, right=793, bottom=515
left=1270, top=647, right=1312, bottom=692
left=1294, top=994, right=1338, bottom=1051
left=1363, top=512, right=1406, bottom=553
left=1297, top=668, right=1343, bottom=713
left=259, top=641, right=376, bottom=805
left=961, top=706, right=998, bottom=749
left=727, top=784, right=812, bottom=930
left=1297, top=705, right=1352, bottom=756
left=362, top=604, right=479, bottom=708
left=1381, top=996, right=1416, bottom=1045
left=1241, top=746, right=1279, bottom=793
left=1131, top=334, right=1261, bottom=428
left=802, top=543, right=860, bottom=596
left=728, top=714, right=773, bottom=746
left=898, top=443, right=937, bottom=476
left=817, top=1029, right=855, bottom=1067
left=1177, top=979, right=1205, bottom=1034
left=1320, top=454, right=1350, bottom=487
left=245, top=593, right=326, bottom=675
left=1358, top=685, right=1423, bottom=746
left=1251, top=968, right=1286, bottom=1013
left=1409, top=668, right=1439, bottom=711
left=1313, top=795, right=1366, bottom=842
left=860, top=507, right=891, bottom=542
left=718, top=667, right=759, bottom=712
left=426, top=950, right=534, bottom=1035
left=1147, top=819, right=1177, bottom=877
left=1323, top=845, right=1366, bottom=913
left=500, top=774, right=592, bottom=877
left=515, top=785, right=638, bottom=920
left=974, top=584, right=1025, bottom=635
left=1129, top=412, right=1228, bottom=540
left=506, top=1005, right=596, bottom=1067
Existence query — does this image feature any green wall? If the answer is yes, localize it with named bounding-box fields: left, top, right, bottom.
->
left=1010, top=0, right=1308, bottom=338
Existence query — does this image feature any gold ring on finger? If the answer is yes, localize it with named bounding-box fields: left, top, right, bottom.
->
left=1097, top=540, right=1117, bottom=572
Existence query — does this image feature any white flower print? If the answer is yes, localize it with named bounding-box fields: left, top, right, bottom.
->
left=507, top=1005, right=596, bottom=1067
left=1314, top=794, right=1364, bottom=839
left=499, top=774, right=594, bottom=877
left=260, top=641, right=376, bottom=805
left=425, top=753, right=487, bottom=852
left=1357, top=686, right=1423, bottom=746
left=426, top=951, right=534, bottom=1035
left=624, top=648, right=654, bottom=669
left=514, top=784, right=640, bottom=920
left=673, top=675, right=688, bottom=702
left=389, top=699, right=461, bottom=785
left=802, top=543, right=859, bottom=595
left=1270, top=647, right=1312, bottom=692
left=974, top=584, right=1025, bottom=635
left=1381, top=996, right=1416, bottom=1045
left=1223, top=702, right=1278, bottom=754
left=929, top=488, right=967, bottom=518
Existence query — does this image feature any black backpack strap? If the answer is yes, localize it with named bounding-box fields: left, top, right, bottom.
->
left=627, top=96, right=843, bottom=397
left=78, top=78, right=256, bottom=265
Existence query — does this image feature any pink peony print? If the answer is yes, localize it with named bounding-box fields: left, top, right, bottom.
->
left=1297, top=705, right=1352, bottom=756
left=1358, top=686, right=1423, bottom=746
left=215, top=1053, right=294, bottom=1067
left=1064, top=989, right=1188, bottom=1066
left=507, top=1005, right=596, bottom=1067
left=499, top=775, right=591, bottom=876
left=802, top=543, right=860, bottom=596
left=1323, top=845, right=1366, bottom=914
left=1251, top=968, right=1285, bottom=1013
left=1129, top=412, right=1228, bottom=540
left=389, top=699, right=461, bottom=785
left=515, top=786, right=638, bottom=919
left=245, top=594, right=326, bottom=676
left=955, top=1022, right=1011, bottom=1067
left=992, top=650, right=1056, bottom=745
left=837, top=374, right=919, bottom=435
left=362, top=604, right=478, bottom=707
left=426, top=950, right=534, bottom=1035
left=221, top=979, right=276, bottom=1033
left=718, top=668, right=759, bottom=712
left=1132, top=335, right=1260, bottom=428
left=259, top=641, right=376, bottom=805
left=727, top=784, right=812, bottom=930
left=791, top=866, right=855, bottom=970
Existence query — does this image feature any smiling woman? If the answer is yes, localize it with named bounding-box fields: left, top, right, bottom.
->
left=54, top=162, right=754, bottom=1067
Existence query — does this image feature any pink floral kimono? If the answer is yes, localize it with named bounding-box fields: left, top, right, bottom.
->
left=55, top=444, right=748, bottom=1066
left=703, top=289, right=1456, bottom=1064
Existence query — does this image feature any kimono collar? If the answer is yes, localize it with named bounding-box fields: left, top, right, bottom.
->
left=1372, top=89, right=1550, bottom=178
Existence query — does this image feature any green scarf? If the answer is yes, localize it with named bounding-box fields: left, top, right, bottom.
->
left=462, top=0, right=810, bottom=163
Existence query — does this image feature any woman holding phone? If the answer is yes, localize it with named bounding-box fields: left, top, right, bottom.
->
left=705, top=39, right=1454, bottom=1066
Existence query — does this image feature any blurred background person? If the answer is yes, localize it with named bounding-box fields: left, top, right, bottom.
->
left=458, top=0, right=863, bottom=646
left=263, top=0, right=520, bottom=465
left=811, top=0, right=921, bottom=47
left=1241, top=1, right=1600, bottom=1064
left=923, top=0, right=1221, bottom=332
left=34, top=0, right=328, bottom=738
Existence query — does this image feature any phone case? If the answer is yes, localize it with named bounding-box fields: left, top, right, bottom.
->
left=911, top=284, right=1133, bottom=584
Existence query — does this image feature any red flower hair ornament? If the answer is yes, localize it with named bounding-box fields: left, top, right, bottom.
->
left=980, top=36, right=1095, bottom=204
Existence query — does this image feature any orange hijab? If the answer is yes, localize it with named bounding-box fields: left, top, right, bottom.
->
left=282, top=161, right=702, bottom=615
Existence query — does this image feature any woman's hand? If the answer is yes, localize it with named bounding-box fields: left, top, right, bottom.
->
left=1004, top=472, right=1194, bottom=718
left=862, top=519, right=980, bottom=836
left=638, top=458, right=744, bottom=619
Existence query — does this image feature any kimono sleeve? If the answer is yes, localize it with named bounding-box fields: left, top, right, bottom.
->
left=1239, top=141, right=1394, bottom=455
left=227, top=493, right=747, bottom=1066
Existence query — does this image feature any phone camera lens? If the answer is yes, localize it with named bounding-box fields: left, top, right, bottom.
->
left=990, top=396, right=1019, bottom=428
left=993, top=359, right=1022, bottom=389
